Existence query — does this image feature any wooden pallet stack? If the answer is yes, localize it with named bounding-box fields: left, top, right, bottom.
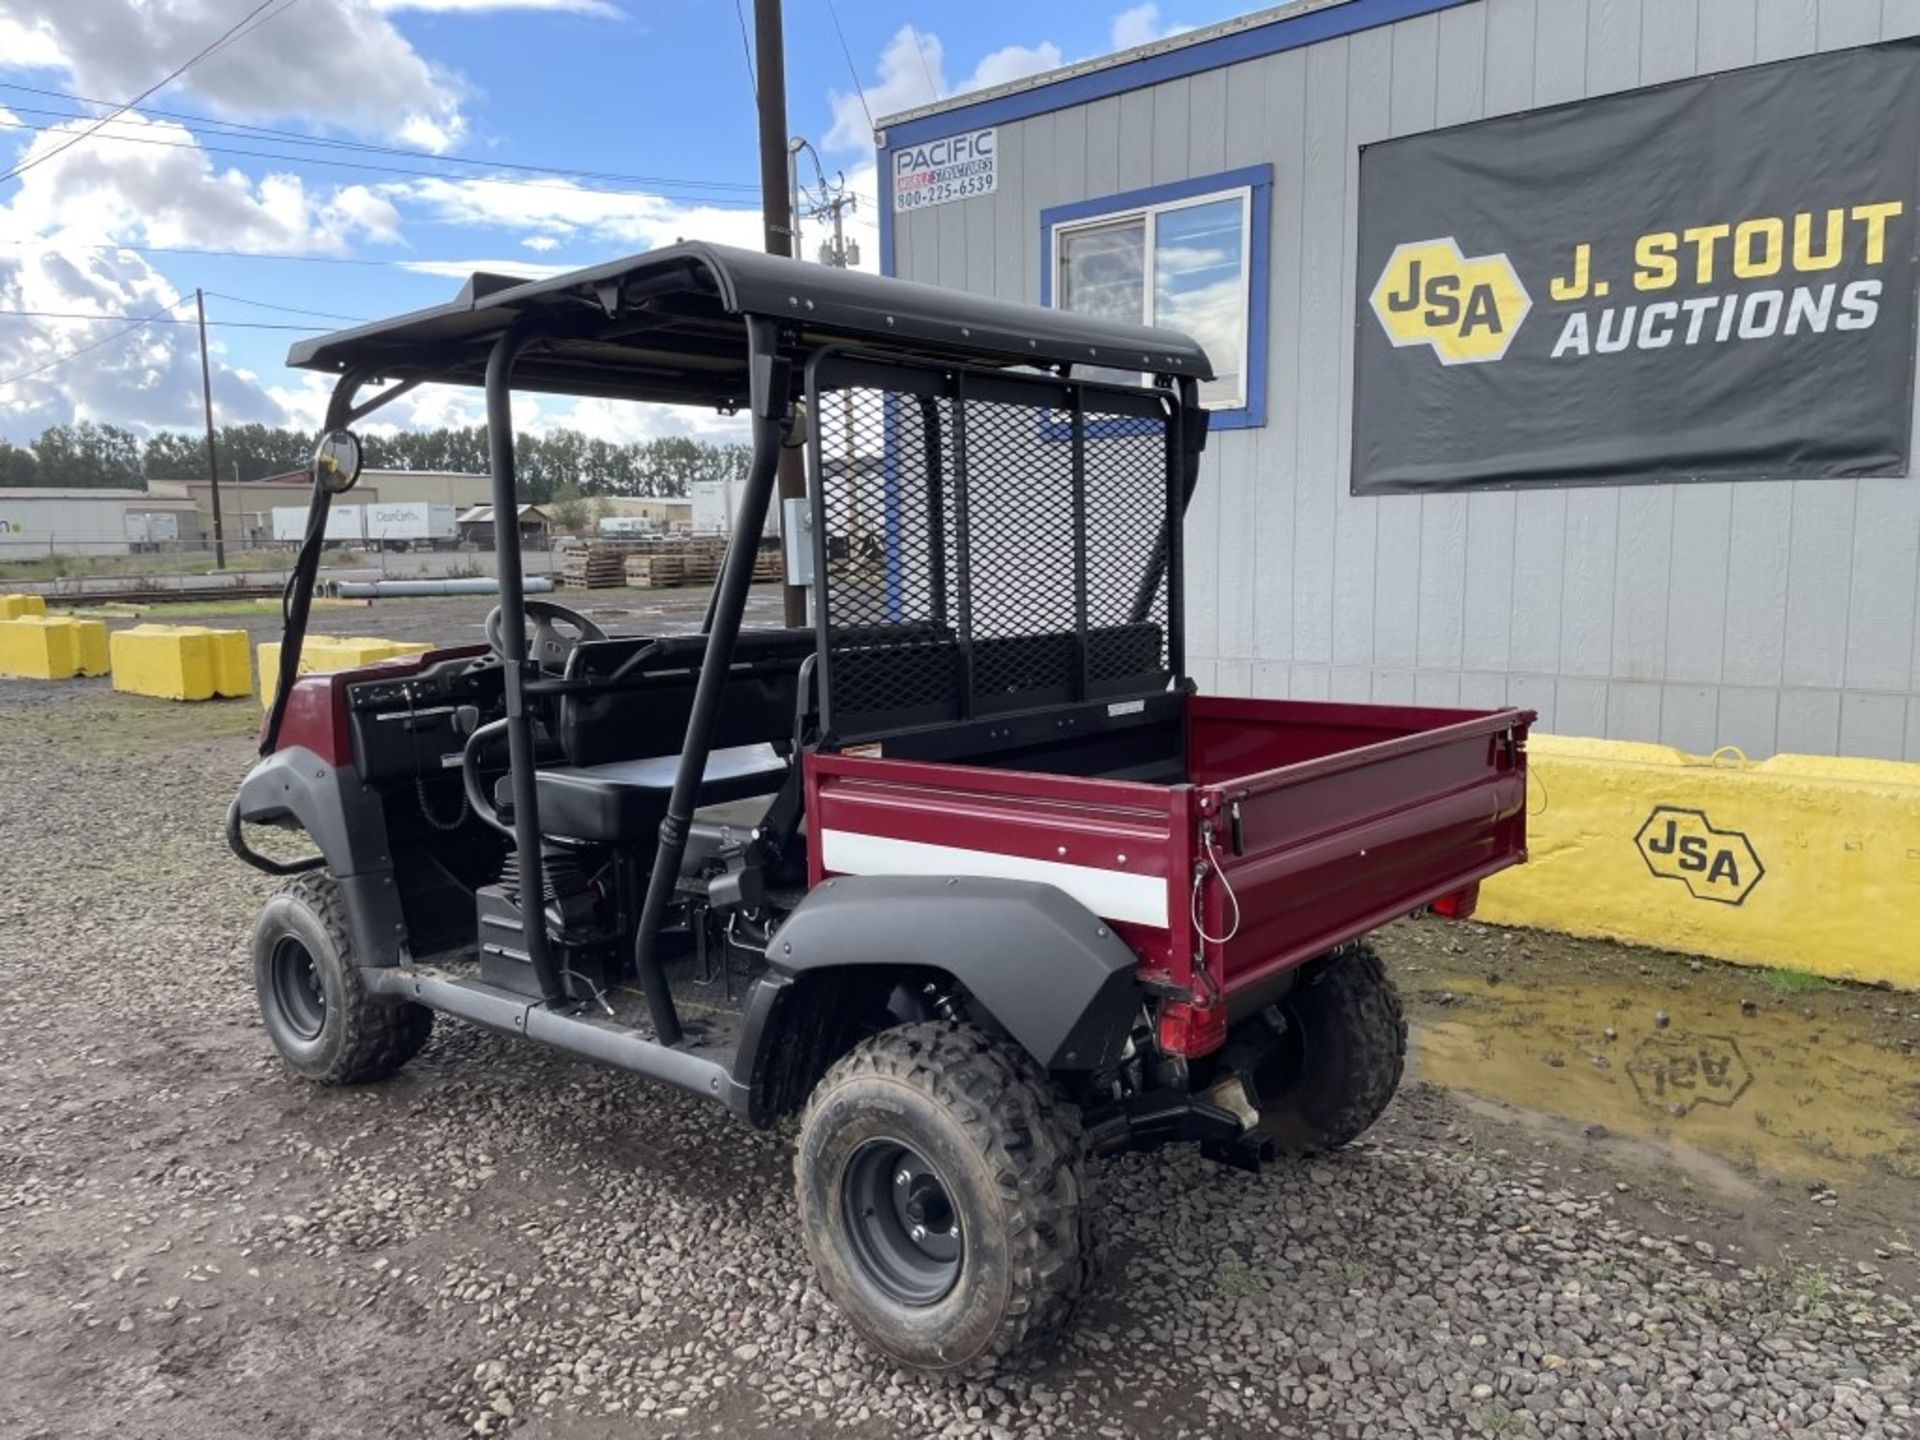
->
left=560, top=537, right=782, bottom=590
left=559, top=546, right=630, bottom=589
left=623, top=542, right=781, bottom=589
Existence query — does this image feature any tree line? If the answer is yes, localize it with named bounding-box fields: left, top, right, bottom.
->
left=0, top=421, right=751, bottom=502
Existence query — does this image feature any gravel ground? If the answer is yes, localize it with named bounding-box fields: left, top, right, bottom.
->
left=1, top=641, right=1916, bottom=1438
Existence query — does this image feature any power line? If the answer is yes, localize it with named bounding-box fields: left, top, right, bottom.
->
left=0, top=85, right=763, bottom=196
left=0, top=298, right=189, bottom=390
left=823, top=0, right=876, bottom=136
left=908, top=25, right=941, bottom=100
left=0, top=307, right=332, bottom=331
left=0, top=114, right=764, bottom=205
left=0, top=237, right=436, bottom=269
left=732, top=0, right=758, bottom=102
left=0, top=0, right=296, bottom=185
left=213, top=0, right=304, bottom=59
left=201, top=289, right=368, bottom=323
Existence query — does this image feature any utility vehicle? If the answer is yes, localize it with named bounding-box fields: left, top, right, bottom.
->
left=231, top=243, right=1531, bottom=1371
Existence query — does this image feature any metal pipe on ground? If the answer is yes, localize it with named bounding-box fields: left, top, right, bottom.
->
left=326, top=577, right=553, bottom=599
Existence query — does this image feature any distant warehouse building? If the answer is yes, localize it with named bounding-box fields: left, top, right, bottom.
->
left=0, top=487, right=201, bottom=559
left=149, top=469, right=491, bottom=547
left=875, top=0, right=1920, bottom=761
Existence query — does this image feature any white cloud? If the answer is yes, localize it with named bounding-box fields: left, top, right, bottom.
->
left=826, top=26, right=1063, bottom=153
left=374, top=0, right=621, bottom=13
left=0, top=246, right=287, bottom=441
left=0, top=111, right=408, bottom=440
left=395, top=256, right=574, bottom=280
left=0, top=0, right=469, bottom=151
left=3, top=111, right=402, bottom=256
left=521, top=235, right=560, bottom=253
left=385, top=174, right=764, bottom=251
left=968, top=41, right=1066, bottom=91
left=1111, top=4, right=1191, bottom=52
left=0, top=12, right=62, bottom=69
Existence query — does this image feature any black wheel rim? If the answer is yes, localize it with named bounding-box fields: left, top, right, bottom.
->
left=270, top=936, right=327, bottom=1041
left=841, top=1139, right=963, bottom=1306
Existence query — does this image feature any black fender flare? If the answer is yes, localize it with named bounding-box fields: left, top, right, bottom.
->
left=760, top=874, right=1142, bottom=1074
left=231, top=748, right=407, bottom=967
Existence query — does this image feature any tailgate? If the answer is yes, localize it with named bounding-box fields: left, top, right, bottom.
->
left=1191, top=697, right=1531, bottom=1005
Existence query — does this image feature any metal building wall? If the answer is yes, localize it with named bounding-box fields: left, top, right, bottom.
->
left=883, top=0, right=1920, bottom=761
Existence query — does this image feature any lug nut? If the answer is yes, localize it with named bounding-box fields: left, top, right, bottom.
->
left=896, top=1170, right=911, bottom=1186
left=910, top=1224, right=927, bottom=1242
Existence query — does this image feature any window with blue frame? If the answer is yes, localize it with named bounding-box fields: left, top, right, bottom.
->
left=1041, top=165, right=1271, bottom=428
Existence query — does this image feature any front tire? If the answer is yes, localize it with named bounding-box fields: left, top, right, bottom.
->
left=795, top=1022, right=1096, bottom=1372
left=251, top=872, right=433, bottom=1084
left=1253, top=940, right=1407, bottom=1156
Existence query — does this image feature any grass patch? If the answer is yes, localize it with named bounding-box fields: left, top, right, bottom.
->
left=6, top=689, right=260, bottom=754
left=128, top=596, right=360, bottom=620
left=1764, top=968, right=1829, bottom=996
left=0, top=550, right=304, bottom=583
left=1758, top=1262, right=1846, bottom=1324
left=1469, top=1401, right=1532, bottom=1437
left=1214, top=1257, right=1263, bottom=1299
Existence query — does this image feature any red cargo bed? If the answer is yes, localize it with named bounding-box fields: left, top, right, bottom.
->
left=805, top=694, right=1531, bottom=1058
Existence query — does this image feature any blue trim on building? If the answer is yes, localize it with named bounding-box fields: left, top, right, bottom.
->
left=878, top=156, right=895, bottom=279
left=1039, top=165, right=1272, bottom=431
left=878, top=0, right=1471, bottom=150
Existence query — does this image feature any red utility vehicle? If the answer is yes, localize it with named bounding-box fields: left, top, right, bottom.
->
left=230, top=245, right=1530, bottom=1371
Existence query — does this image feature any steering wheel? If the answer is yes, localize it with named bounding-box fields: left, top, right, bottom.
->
left=485, top=598, right=608, bottom=673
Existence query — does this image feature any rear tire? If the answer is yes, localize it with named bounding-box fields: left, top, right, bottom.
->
left=794, top=1022, right=1096, bottom=1372
left=1254, top=940, right=1406, bottom=1156
left=251, top=872, right=433, bottom=1084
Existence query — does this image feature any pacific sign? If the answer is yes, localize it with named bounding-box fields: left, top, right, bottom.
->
left=892, top=127, right=997, bottom=213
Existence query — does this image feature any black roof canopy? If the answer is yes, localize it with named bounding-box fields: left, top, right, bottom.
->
left=287, top=241, right=1213, bottom=408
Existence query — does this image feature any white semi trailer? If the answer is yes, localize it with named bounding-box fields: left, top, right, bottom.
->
left=270, top=502, right=456, bottom=550
left=365, top=502, right=456, bottom=550
left=273, top=503, right=363, bottom=544
left=690, top=478, right=780, bottom=537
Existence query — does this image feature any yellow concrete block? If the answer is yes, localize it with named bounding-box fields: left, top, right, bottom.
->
left=0, top=617, right=72, bottom=678
left=206, top=627, right=251, bottom=696
left=257, top=635, right=433, bottom=707
left=109, top=624, right=251, bottom=701
left=0, top=614, right=104, bottom=679
left=70, top=617, right=108, bottom=677
left=0, top=593, right=47, bottom=620
left=1479, top=734, right=1920, bottom=989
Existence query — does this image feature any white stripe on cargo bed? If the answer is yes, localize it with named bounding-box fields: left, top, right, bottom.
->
left=818, top=829, right=1170, bottom=929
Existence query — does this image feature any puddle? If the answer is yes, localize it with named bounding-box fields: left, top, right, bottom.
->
left=1408, top=969, right=1920, bottom=1186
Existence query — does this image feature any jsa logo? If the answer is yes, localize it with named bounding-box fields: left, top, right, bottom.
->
left=1634, top=806, right=1764, bottom=905
left=1369, top=238, right=1532, bottom=364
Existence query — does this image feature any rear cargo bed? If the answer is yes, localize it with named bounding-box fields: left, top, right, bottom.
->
left=806, top=694, right=1531, bottom=1056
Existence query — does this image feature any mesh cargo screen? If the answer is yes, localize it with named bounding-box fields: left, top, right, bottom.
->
left=809, top=359, right=1177, bottom=739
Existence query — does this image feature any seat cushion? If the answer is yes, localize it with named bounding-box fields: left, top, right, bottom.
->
left=532, top=743, right=788, bottom=841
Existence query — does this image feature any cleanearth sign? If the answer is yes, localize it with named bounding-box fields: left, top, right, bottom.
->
left=1352, top=40, right=1920, bottom=494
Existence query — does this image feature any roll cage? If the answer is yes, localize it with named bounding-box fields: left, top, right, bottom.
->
left=266, top=241, right=1212, bottom=1052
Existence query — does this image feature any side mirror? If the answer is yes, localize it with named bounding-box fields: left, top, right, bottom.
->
left=313, top=429, right=363, bottom=493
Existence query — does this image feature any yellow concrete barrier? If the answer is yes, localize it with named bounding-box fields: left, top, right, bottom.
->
left=257, top=635, right=433, bottom=707
left=0, top=615, right=108, bottom=680
left=0, top=593, right=47, bottom=620
left=1480, top=735, right=1920, bottom=989
left=110, top=624, right=252, bottom=700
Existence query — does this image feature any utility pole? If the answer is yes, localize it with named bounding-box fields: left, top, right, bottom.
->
left=752, top=0, right=807, bottom=626
left=813, top=190, right=859, bottom=271
left=194, top=287, right=226, bottom=569
left=811, top=190, right=860, bottom=497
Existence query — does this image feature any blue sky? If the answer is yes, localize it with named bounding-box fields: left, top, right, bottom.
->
left=0, top=0, right=1252, bottom=447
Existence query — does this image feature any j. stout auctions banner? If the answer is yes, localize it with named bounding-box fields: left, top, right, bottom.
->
left=1352, top=41, right=1920, bottom=494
